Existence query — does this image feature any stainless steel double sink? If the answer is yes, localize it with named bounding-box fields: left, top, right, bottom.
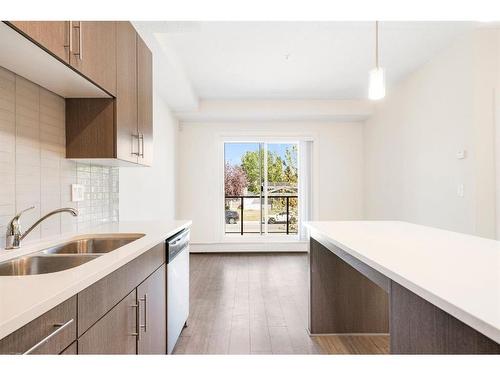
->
left=0, top=234, right=144, bottom=276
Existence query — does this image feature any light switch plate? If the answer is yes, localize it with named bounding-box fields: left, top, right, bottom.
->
left=71, top=184, right=85, bottom=202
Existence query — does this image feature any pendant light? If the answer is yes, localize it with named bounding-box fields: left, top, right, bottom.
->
left=368, top=21, right=386, bottom=100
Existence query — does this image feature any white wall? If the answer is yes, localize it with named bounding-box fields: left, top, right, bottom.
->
left=119, top=91, right=179, bottom=221
left=364, top=29, right=499, bottom=238
left=176, top=121, right=364, bottom=245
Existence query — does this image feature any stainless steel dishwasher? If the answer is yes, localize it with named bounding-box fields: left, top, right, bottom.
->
left=166, top=228, right=190, bottom=354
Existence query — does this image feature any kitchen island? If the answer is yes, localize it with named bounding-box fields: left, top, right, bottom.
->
left=305, top=221, right=500, bottom=354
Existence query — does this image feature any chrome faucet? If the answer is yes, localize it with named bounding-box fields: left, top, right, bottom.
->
left=5, top=206, right=79, bottom=250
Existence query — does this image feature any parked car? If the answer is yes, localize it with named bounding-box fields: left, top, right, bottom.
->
left=225, top=210, right=240, bottom=224
left=268, top=212, right=297, bottom=224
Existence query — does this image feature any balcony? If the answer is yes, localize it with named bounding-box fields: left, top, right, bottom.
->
left=225, top=194, right=298, bottom=235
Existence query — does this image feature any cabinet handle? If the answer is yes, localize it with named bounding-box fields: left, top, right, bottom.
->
left=130, top=303, right=140, bottom=340
left=79, top=22, right=83, bottom=60
left=139, top=294, right=148, bottom=332
left=64, top=21, right=72, bottom=52
left=131, top=133, right=141, bottom=156
left=139, top=133, right=145, bottom=158
left=72, top=22, right=82, bottom=60
left=22, top=319, right=74, bottom=355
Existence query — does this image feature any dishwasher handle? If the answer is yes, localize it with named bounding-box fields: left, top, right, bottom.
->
left=167, top=229, right=190, bottom=263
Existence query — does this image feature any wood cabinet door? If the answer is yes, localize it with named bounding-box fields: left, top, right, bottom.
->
left=116, top=21, right=139, bottom=163
left=77, top=242, right=165, bottom=336
left=137, top=264, right=167, bottom=354
left=78, top=290, right=138, bottom=354
left=60, top=341, right=77, bottom=355
left=9, top=21, right=70, bottom=63
left=69, top=21, right=117, bottom=96
left=137, top=35, right=153, bottom=166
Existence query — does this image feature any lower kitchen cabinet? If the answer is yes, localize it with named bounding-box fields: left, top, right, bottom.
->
left=76, top=241, right=167, bottom=355
left=78, top=290, right=138, bottom=354
left=78, top=264, right=167, bottom=355
left=0, top=296, right=77, bottom=355
left=60, top=341, right=77, bottom=355
left=77, top=242, right=165, bottom=336
left=0, top=238, right=176, bottom=355
left=137, top=264, right=167, bottom=354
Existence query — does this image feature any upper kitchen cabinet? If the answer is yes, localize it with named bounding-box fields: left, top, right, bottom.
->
left=8, top=21, right=70, bottom=63
left=6, top=21, right=117, bottom=96
left=69, top=21, right=117, bottom=96
left=3, top=20, right=152, bottom=166
left=137, top=35, right=153, bottom=166
left=116, top=21, right=139, bottom=164
left=0, top=21, right=110, bottom=98
left=66, top=22, right=153, bottom=166
left=115, top=23, right=153, bottom=165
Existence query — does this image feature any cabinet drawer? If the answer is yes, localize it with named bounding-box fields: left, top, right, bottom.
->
left=78, top=242, right=165, bottom=336
left=0, top=296, right=77, bottom=355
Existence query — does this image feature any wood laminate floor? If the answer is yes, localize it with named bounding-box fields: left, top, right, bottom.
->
left=173, top=253, right=389, bottom=355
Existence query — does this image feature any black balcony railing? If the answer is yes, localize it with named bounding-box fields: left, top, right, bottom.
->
left=225, top=195, right=298, bottom=235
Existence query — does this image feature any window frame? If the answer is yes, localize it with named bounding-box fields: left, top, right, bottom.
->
left=220, top=138, right=301, bottom=242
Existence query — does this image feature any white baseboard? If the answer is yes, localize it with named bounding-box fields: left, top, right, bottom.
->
left=306, top=330, right=390, bottom=337
left=189, top=241, right=308, bottom=253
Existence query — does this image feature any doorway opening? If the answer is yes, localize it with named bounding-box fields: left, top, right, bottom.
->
left=224, top=142, right=299, bottom=237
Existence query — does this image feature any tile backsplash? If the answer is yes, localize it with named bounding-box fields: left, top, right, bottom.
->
left=0, top=66, right=119, bottom=248
left=76, top=164, right=119, bottom=230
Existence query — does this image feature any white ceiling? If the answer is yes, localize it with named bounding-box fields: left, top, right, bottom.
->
left=135, top=21, right=476, bottom=111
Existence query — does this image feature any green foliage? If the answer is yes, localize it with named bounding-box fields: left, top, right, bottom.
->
left=284, top=145, right=298, bottom=185
left=267, top=152, right=284, bottom=185
left=240, top=145, right=298, bottom=195
left=241, top=149, right=262, bottom=194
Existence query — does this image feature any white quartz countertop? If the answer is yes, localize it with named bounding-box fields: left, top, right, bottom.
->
left=0, top=219, right=191, bottom=340
left=305, top=221, right=500, bottom=344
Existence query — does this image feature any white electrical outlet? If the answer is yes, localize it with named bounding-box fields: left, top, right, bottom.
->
left=456, top=150, right=466, bottom=159
left=71, top=184, right=85, bottom=202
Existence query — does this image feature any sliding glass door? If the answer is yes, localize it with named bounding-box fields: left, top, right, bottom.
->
left=224, top=142, right=298, bottom=237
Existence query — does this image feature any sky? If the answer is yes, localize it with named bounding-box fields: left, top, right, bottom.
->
left=224, top=143, right=295, bottom=166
